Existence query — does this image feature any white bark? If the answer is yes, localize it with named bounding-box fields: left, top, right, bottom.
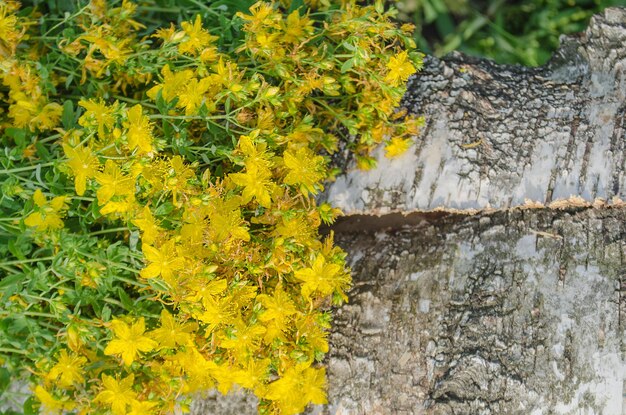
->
left=325, top=8, right=626, bottom=215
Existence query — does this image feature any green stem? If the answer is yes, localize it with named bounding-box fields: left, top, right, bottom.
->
left=0, top=162, right=55, bottom=175
left=23, top=311, right=57, bottom=318
left=39, top=134, right=61, bottom=144
left=88, top=227, right=130, bottom=236
left=0, top=348, right=28, bottom=355
left=75, top=250, right=145, bottom=283
left=0, top=264, right=21, bottom=273
left=0, top=256, right=55, bottom=267
left=104, top=298, right=125, bottom=308
left=187, top=0, right=223, bottom=16
left=136, top=6, right=182, bottom=13
left=41, top=5, right=90, bottom=37
left=112, top=95, right=158, bottom=109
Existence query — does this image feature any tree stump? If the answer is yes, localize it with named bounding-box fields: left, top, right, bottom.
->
left=192, top=8, right=626, bottom=415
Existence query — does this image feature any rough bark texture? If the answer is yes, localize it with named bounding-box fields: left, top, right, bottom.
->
left=192, top=8, right=626, bottom=415
left=322, top=208, right=625, bottom=414
left=325, top=8, right=626, bottom=214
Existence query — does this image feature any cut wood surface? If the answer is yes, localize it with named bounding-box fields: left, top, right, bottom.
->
left=193, top=8, right=626, bottom=415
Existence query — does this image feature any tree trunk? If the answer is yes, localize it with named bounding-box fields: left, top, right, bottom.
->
left=324, top=8, right=626, bottom=214
left=192, top=8, right=626, bottom=415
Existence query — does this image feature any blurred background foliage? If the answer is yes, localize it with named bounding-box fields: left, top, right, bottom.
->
left=394, top=0, right=626, bottom=66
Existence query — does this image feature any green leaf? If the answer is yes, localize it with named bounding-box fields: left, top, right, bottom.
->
left=288, top=0, right=304, bottom=13
left=155, top=89, right=170, bottom=114
left=340, top=58, right=355, bottom=73
left=0, top=273, right=23, bottom=290
left=5, top=128, right=26, bottom=147
left=61, top=100, right=75, bottom=130
left=34, top=142, right=50, bottom=160
left=101, top=305, right=111, bottom=322
left=7, top=239, right=25, bottom=260
left=118, top=288, right=134, bottom=311
left=0, top=367, right=10, bottom=395
left=23, top=397, right=38, bottom=415
left=154, top=202, right=174, bottom=216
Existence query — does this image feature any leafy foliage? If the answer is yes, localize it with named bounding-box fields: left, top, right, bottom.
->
left=395, top=0, right=624, bottom=66
left=0, top=0, right=422, bottom=414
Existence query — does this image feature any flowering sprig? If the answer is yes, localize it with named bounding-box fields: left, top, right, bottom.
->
left=0, top=1, right=422, bottom=414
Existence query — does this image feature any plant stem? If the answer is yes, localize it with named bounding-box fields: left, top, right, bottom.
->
left=0, top=348, right=27, bottom=355
left=0, top=256, right=55, bottom=267
left=88, top=227, right=130, bottom=236
left=0, top=162, right=55, bottom=174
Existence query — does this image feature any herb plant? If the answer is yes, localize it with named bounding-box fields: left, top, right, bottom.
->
left=0, top=1, right=422, bottom=414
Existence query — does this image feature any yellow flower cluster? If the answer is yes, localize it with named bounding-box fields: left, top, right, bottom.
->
left=0, top=1, right=422, bottom=414
left=0, top=2, right=62, bottom=131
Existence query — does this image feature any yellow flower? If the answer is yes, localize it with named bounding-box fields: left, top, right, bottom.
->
left=147, top=65, right=194, bottom=102
left=183, top=276, right=228, bottom=304
left=164, top=156, right=196, bottom=206
left=384, top=51, right=416, bottom=87
left=236, top=2, right=277, bottom=32
left=195, top=295, right=235, bottom=333
left=295, top=312, right=329, bottom=355
left=24, top=189, right=68, bottom=231
left=8, top=96, right=62, bottom=132
left=293, top=255, right=347, bottom=300
left=234, top=358, right=271, bottom=392
left=46, top=349, right=87, bottom=388
left=128, top=400, right=158, bottom=415
left=140, top=239, right=185, bottom=282
left=236, top=133, right=272, bottom=169
left=257, top=286, right=297, bottom=341
left=281, top=10, right=314, bottom=44
left=176, top=77, right=212, bottom=115
left=206, top=199, right=250, bottom=243
left=95, top=160, right=135, bottom=205
left=169, top=346, right=217, bottom=392
left=29, top=102, right=63, bottom=131
left=62, top=143, right=99, bottom=195
left=153, top=23, right=184, bottom=43
left=98, top=195, right=135, bottom=216
left=149, top=309, right=197, bottom=349
left=8, top=96, right=37, bottom=129
left=229, top=164, right=275, bottom=208
left=384, top=137, right=413, bottom=158
left=94, top=374, right=137, bottom=415
left=220, top=318, right=266, bottom=358
left=34, top=386, right=75, bottom=415
left=0, top=5, right=22, bottom=52
left=179, top=15, right=217, bottom=55
left=131, top=205, right=161, bottom=245
left=264, top=364, right=327, bottom=414
left=78, top=99, right=117, bottom=138
left=124, top=104, right=153, bottom=154
left=104, top=318, right=157, bottom=366
left=355, top=155, right=377, bottom=170
left=259, top=286, right=297, bottom=319
left=282, top=146, right=326, bottom=195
